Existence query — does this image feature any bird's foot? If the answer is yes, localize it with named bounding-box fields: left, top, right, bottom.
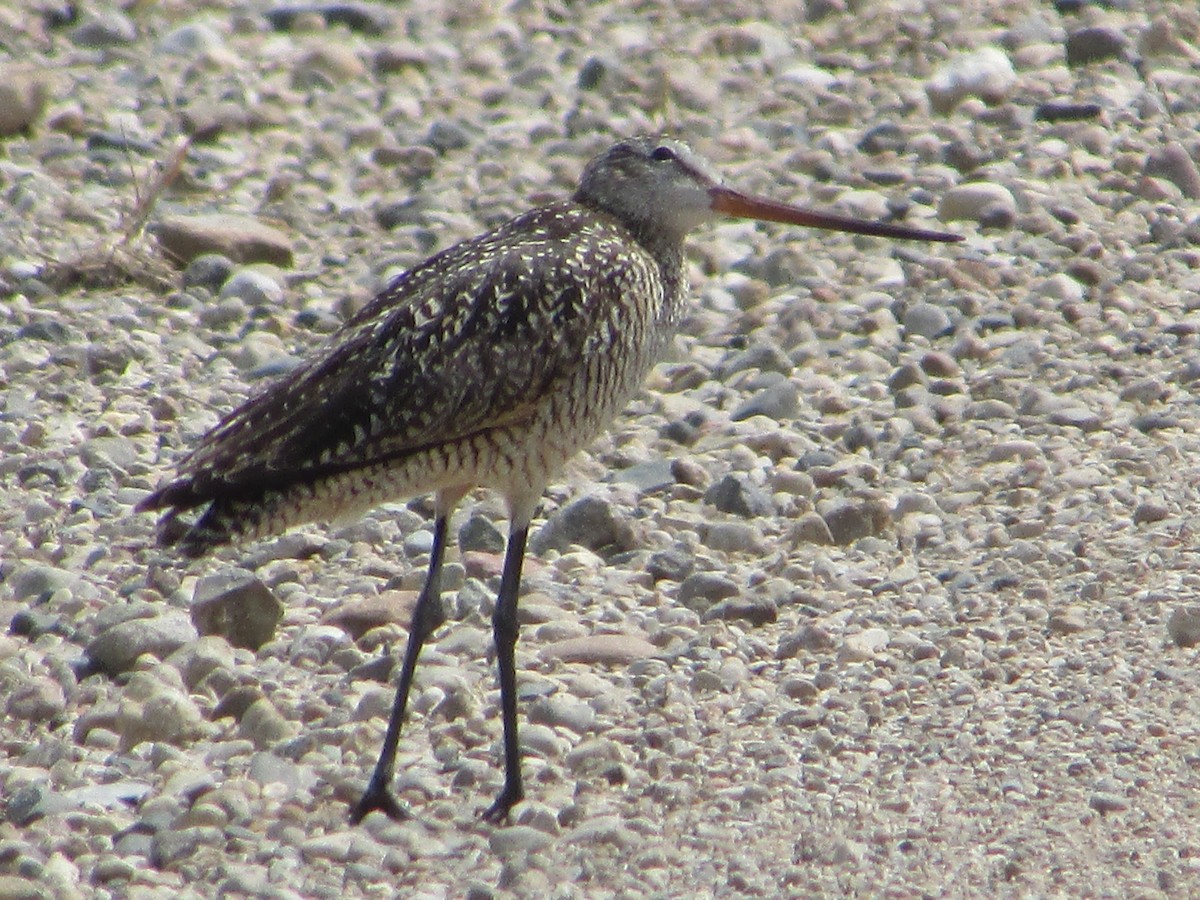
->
left=349, top=781, right=408, bottom=825
left=481, top=783, right=523, bottom=824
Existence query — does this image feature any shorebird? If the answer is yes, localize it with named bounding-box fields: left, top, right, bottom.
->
left=139, top=135, right=961, bottom=824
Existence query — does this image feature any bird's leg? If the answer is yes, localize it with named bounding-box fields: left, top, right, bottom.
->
left=481, top=519, right=530, bottom=823
left=350, top=492, right=460, bottom=823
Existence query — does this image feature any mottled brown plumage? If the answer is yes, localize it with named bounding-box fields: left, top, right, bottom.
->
left=140, top=135, right=960, bottom=824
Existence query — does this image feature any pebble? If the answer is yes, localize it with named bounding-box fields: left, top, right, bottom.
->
left=702, top=596, right=778, bottom=626
left=539, top=634, right=658, bottom=665
left=1166, top=606, right=1200, bottom=648
left=219, top=269, right=286, bottom=307
left=458, top=513, right=506, bottom=552
left=320, top=591, right=416, bottom=639
left=530, top=495, right=636, bottom=556
left=86, top=612, right=198, bottom=676
left=191, top=572, right=284, bottom=650
left=925, top=48, right=1017, bottom=113
left=71, top=12, right=138, bottom=47
left=1065, top=27, right=1130, bottom=67
left=1143, top=142, right=1200, bottom=200
left=937, top=183, right=1018, bottom=226
left=704, top=474, right=774, bottom=518
left=0, top=66, right=50, bottom=137
left=238, top=698, right=299, bottom=749
left=677, top=572, right=740, bottom=611
left=182, top=253, right=236, bottom=293
left=902, top=302, right=953, bottom=339
left=730, top=381, right=800, bottom=421
left=820, top=499, right=889, bottom=545
left=154, top=214, right=295, bottom=266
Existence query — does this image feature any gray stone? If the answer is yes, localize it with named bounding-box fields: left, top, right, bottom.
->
left=1167, top=606, right=1200, bottom=648
left=937, top=183, right=1017, bottom=226
left=678, top=572, right=740, bottom=611
left=704, top=473, right=774, bottom=518
left=1066, top=27, right=1130, bottom=67
left=926, top=47, right=1016, bottom=112
left=182, top=253, right=235, bottom=292
left=700, top=521, right=766, bottom=554
left=238, top=698, right=298, bottom=749
left=191, top=572, right=284, bottom=650
left=87, top=612, right=197, bottom=676
left=776, top=626, right=835, bottom=659
left=219, top=269, right=285, bottom=307
left=1144, top=142, right=1200, bottom=200
left=71, top=13, right=138, bottom=47
left=531, top=495, right=636, bottom=556
left=821, top=499, right=889, bottom=545
left=903, top=302, right=953, bottom=339
left=9, top=564, right=78, bottom=601
left=702, top=595, right=778, bottom=626
left=527, top=695, right=595, bottom=734
left=731, top=381, right=800, bottom=421
left=0, top=67, right=50, bottom=137
left=646, top=548, right=694, bottom=583
left=458, top=513, right=505, bottom=552
left=167, top=635, right=236, bottom=690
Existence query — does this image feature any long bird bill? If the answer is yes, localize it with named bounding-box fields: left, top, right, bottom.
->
left=708, top=185, right=964, bottom=244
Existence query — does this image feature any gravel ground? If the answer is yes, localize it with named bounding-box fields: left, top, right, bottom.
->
left=4, top=1, right=1200, bottom=897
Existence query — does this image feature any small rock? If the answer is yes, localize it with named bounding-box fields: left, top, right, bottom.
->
left=790, top=512, right=834, bottom=545
left=0, top=67, right=50, bottom=137
left=1049, top=606, right=1089, bottom=634
left=527, top=695, right=595, bottom=734
left=841, top=627, right=890, bottom=661
left=182, top=253, right=235, bottom=293
left=321, top=591, right=417, bottom=640
left=1065, top=27, right=1130, bottom=67
left=9, top=564, right=78, bottom=601
left=821, top=499, right=888, bottom=545
left=87, top=612, right=198, bottom=676
left=539, top=634, right=657, bottom=665
left=1048, top=407, right=1102, bottom=432
left=191, top=572, right=284, bottom=650
left=610, top=458, right=676, bottom=493
left=1144, top=142, right=1200, bottom=200
left=704, top=473, right=774, bottom=518
left=490, top=824, right=553, bottom=856
left=678, top=572, right=740, bottom=611
left=938, top=183, right=1017, bottom=226
left=219, top=269, right=285, bottom=307
left=154, top=214, right=295, bottom=267
left=1133, top=502, right=1169, bottom=525
left=926, top=48, right=1017, bottom=113
left=239, top=698, right=298, bottom=749
left=4, top=675, right=66, bottom=722
left=71, top=12, right=138, bottom=47
left=1088, top=792, right=1129, bottom=815
left=646, top=548, right=694, bottom=583
left=459, top=514, right=505, bottom=552
left=731, top=381, right=800, bottom=421
left=702, top=595, right=778, bottom=626
left=531, top=495, right=636, bottom=556
left=167, top=635, right=237, bottom=690
left=1167, top=606, right=1200, bottom=648
left=903, top=302, right=953, bottom=338
left=700, top=521, right=766, bottom=555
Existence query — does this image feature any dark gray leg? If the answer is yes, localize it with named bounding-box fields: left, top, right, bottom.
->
left=350, top=513, right=449, bottom=823
left=481, top=523, right=528, bottom=823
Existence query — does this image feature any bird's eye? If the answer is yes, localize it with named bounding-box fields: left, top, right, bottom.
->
left=650, top=145, right=677, bottom=162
